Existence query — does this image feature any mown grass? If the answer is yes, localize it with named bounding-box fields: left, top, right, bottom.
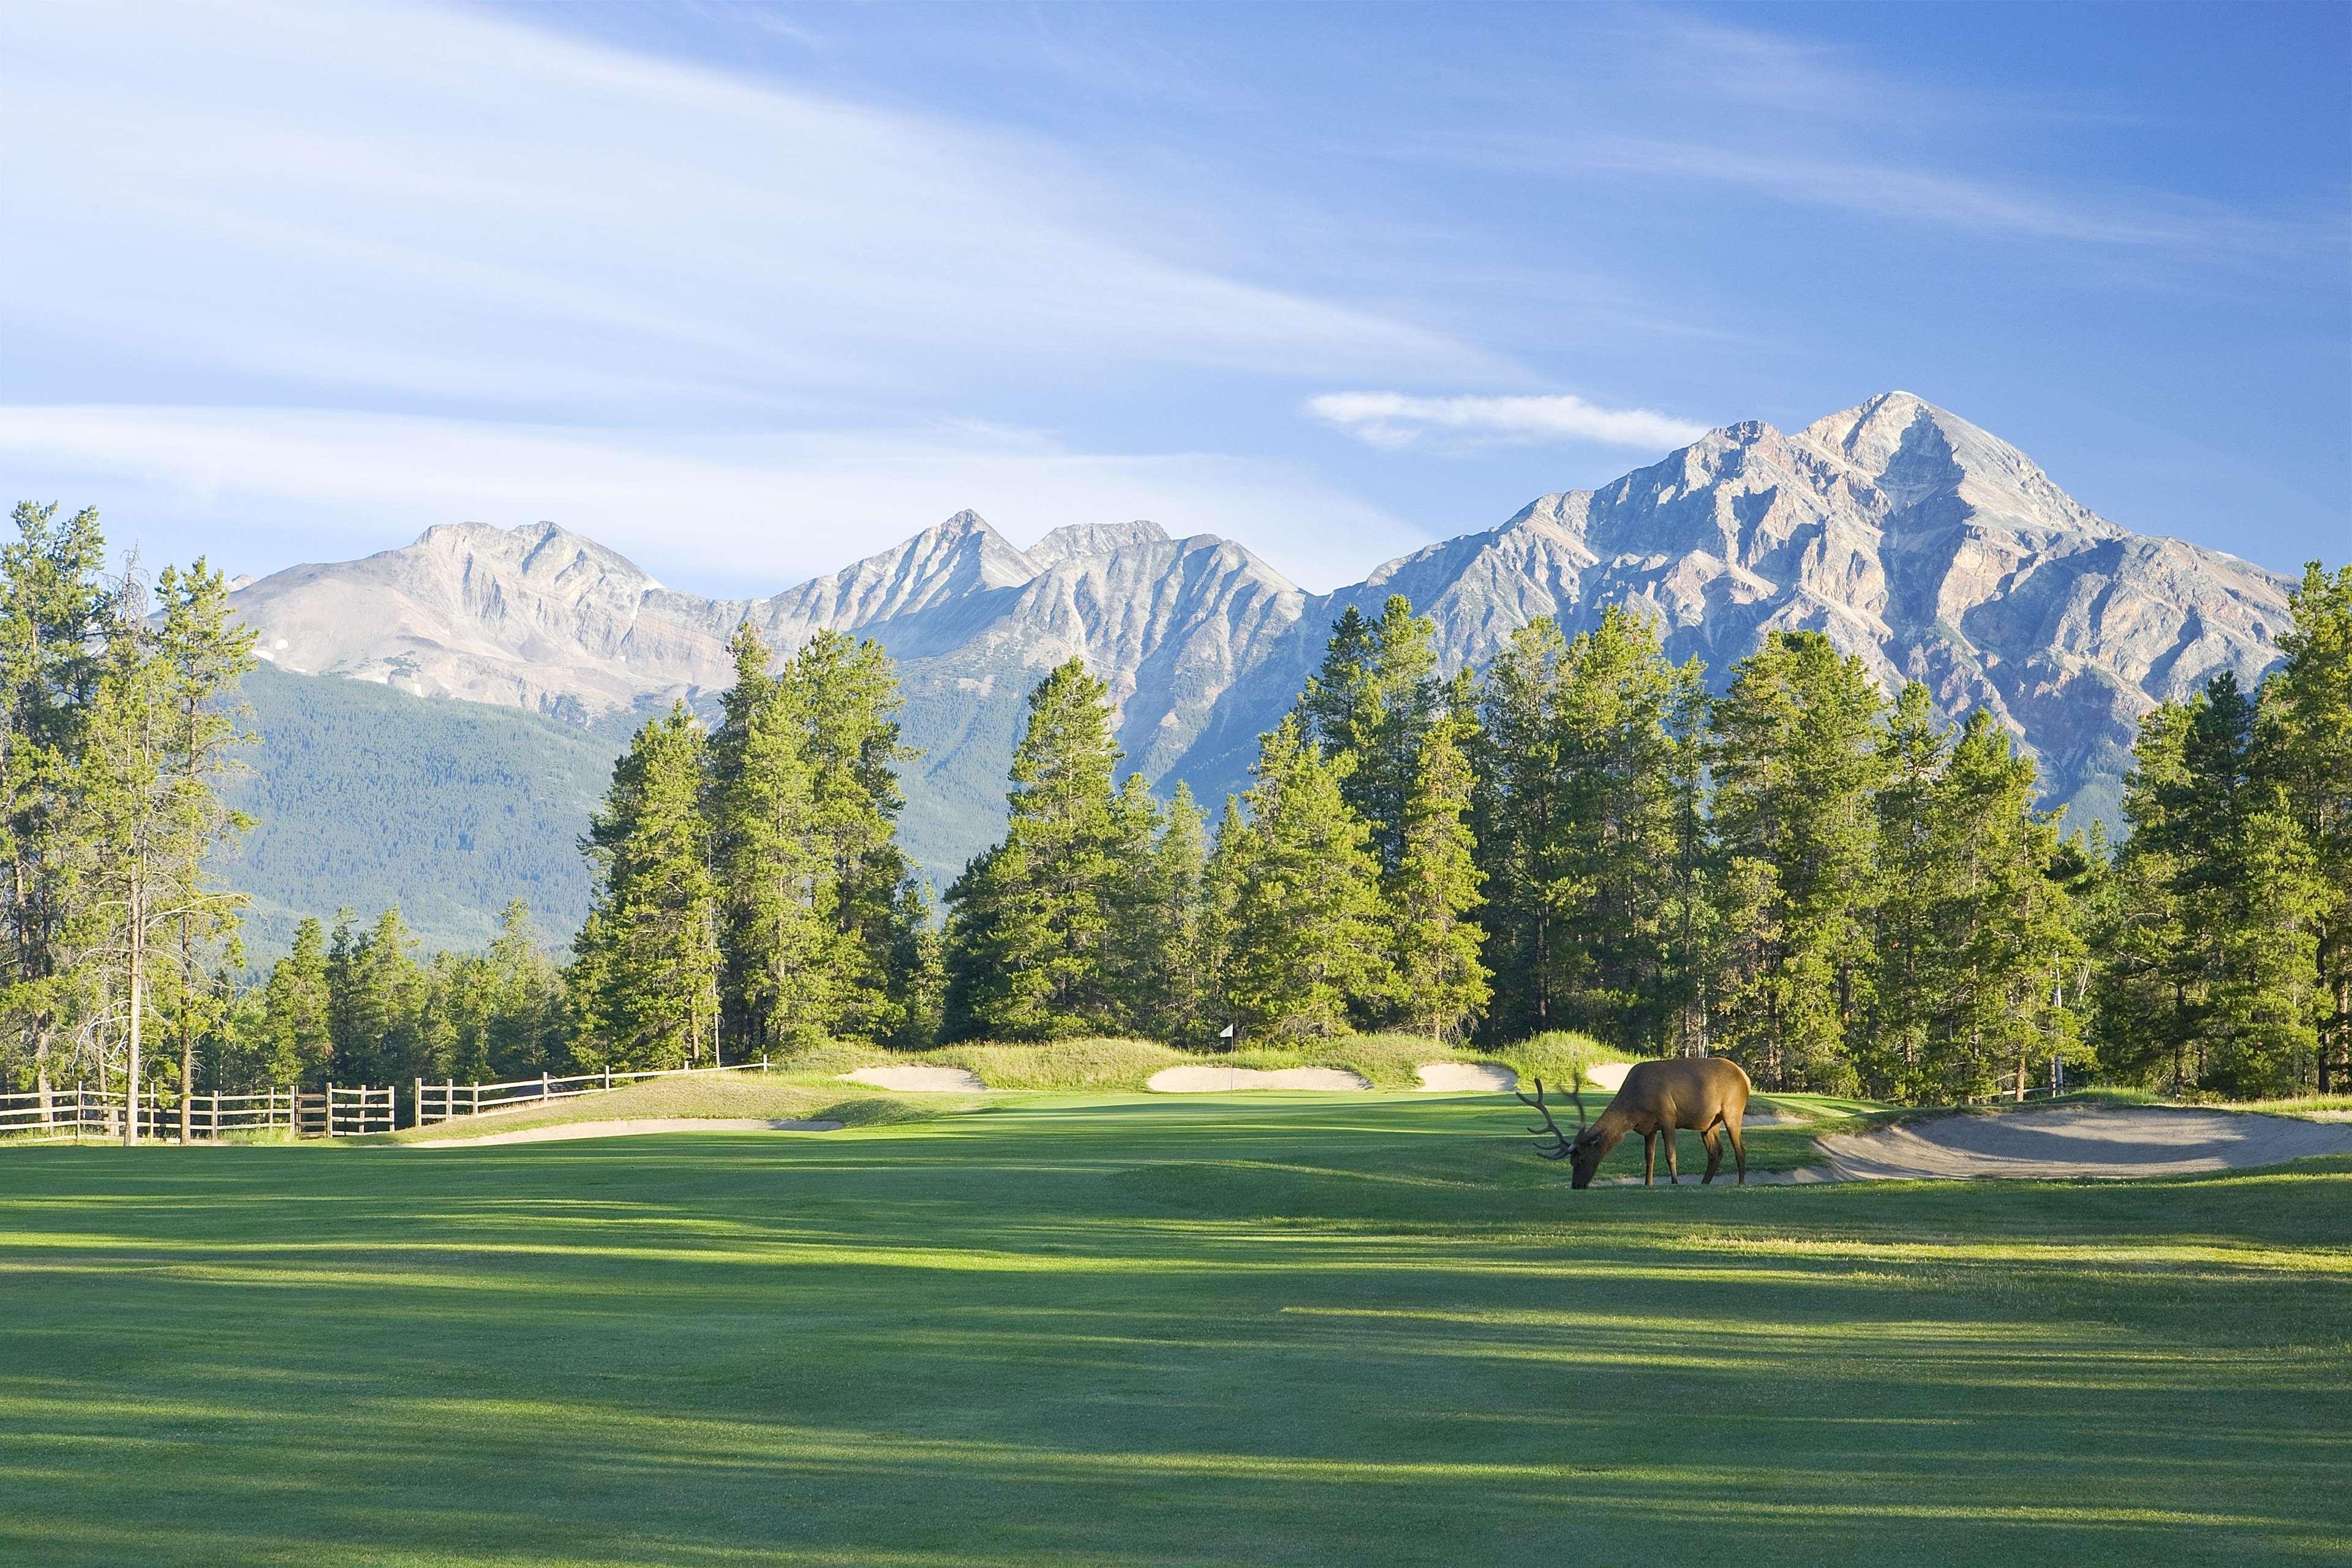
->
left=4, top=1093, right=2346, bottom=1566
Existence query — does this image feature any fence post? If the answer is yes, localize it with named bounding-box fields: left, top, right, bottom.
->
left=541, top=1070, right=551, bottom=1104
left=604, top=1066, right=612, bottom=1092
left=413, top=1078, right=423, bottom=1131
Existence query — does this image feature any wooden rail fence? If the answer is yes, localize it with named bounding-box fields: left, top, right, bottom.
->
left=413, top=1060, right=771, bottom=1126
left=4, top=1060, right=775, bottom=1144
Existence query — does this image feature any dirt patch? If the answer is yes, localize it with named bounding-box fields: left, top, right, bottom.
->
left=1146, top=1066, right=1371, bottom=1092
left=406, top=1117, right=844, bottom=1148
left=1415, top=1063, right=1517, bottom=1093
left=838, top=1066, right=986, bottom=1092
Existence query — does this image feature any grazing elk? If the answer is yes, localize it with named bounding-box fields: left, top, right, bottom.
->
left=1517, top=1058, right=1754, bottom=1189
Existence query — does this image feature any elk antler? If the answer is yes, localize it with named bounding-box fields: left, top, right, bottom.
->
left=1515, top=1077, right=1578, bottom=1161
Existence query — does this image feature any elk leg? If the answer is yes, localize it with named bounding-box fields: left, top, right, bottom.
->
left=1663, top=1128, right=1680, bottom=1183
left=1642, top=1132, right=1656, bottom=1186
left=1701, top=1127, right=1723, bottom=1184
left=1725, top=1117, right=1747, bottom=1186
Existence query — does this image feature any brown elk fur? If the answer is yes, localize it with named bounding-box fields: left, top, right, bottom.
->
left=1522, top=1058, right=1754, bottom=1189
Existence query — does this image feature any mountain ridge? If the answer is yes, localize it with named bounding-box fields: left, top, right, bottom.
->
left=228, top=393, right=2299, bottom=905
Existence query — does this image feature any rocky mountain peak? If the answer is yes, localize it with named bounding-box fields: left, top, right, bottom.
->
left=227, top=393, right=2299, bottom=894
left=410, top=519, right=666, bottom=594
left=1025, top=519, right=1172, bottom=573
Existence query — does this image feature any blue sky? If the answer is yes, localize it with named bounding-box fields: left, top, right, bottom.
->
left=3, top=0, right=2345, bottom=594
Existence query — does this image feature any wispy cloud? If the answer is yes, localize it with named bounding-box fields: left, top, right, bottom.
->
left=0, top=0, right=1503, bottom=420
left=0, top=405, right=1426, bottom=595
left=1305, top=391, right=1711, bottom=451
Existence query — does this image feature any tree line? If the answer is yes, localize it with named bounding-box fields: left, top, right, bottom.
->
left=5, top=498, right=2344, bottom=1112
left=0, top=504, right=256, bottom=1137
left=935, top=576, right=2348, bottom=1100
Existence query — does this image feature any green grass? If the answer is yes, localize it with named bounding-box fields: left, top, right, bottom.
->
left=5, top=1094, right=2347, bottom=1566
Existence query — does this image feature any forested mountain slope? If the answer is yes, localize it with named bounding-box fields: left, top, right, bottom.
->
left=222, top=663, right=620, bottom=954
left=227, top=393, right=2297, bottom=940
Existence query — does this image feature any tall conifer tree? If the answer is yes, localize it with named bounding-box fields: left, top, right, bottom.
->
left=2256, top=563, right=2352, bottom=1090
left=572, top=704, right=722, bottom=1070
left=1216, top=718, right=1393, bottom=1038
left=942, top=660, right=1124, bottom=1039
left=1389, top=718, right=1488, bottom=1039
left=0, top=503, right=110, bottom=1120
left=1708, top=630, right=1887, bottom=1092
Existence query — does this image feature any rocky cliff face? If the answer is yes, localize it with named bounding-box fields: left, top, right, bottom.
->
left=232, top=393, right=2299, bottom=881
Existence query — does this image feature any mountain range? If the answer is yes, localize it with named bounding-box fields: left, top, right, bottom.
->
left=225, top=392, right=2299, bottom=949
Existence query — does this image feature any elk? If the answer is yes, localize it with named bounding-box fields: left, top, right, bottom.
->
left=1517, top=1058, right=1754, bottom=1189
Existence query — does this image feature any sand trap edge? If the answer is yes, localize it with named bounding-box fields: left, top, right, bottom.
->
left=1415, top=1063, right=1517, bottom=1093
left=839, top=1066, right=986, bottom=1093
left=1147, top=1066, right=1371, bottom=1093
left=404, top=1117, right=845, bottom=1148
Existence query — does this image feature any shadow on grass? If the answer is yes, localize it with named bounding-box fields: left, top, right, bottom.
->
left=2, top=1096, right=2348, bottom=1567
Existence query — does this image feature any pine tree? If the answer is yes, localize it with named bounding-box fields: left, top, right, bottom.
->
left=710, top=625, right=832, bottom=1049
left=571, top=704, right=722, bottom=1070
left=1707, top=630, right=1887, bottom=1093
left=1296, top=595, right=1439, bottom=873
left=246, top=915, right=333, bottom=1087
left=2094, top=701, right=2199, bottom=1090
left=0, top=502, right=109, bottom=1120
left=481, top=900, right=567, bottom=1077
left=150, top=561, right=257, bottom=1139
left=1548, top=604, right=1706, bottom=1049
left=2256, top=562, right=2352, bottom=1090
left=794, top=630, right=919, bottom=1040
left=1865, top=683, right=1951, bottom=1099
left=1217, top=718, right=1394, bottom=1038
left=882, top=880, right=944, bottom=1049
left=336, top=908, right=428, bottom=1085
left=1099, top=772, right=1167, bottom=1035
left=1389, top=717, right=1488, bottom=1039
left=1471, top=617, right=1570, bottom=1038
left=2176, top=675, right=2324, bottom=1096
left=942, top=659, right=1124, bottom=1039
left=1469, top=606, right=1704, bottom=1051
left=1930, top=712, right=2083, bottom=1101
left=1133, top=782, right=1214, bottom=1044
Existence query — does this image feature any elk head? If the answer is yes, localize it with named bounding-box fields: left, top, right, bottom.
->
left=1515, top=1077, right=1600, bottom=1187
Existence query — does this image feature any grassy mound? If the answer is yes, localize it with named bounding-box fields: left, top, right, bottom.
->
left=371, top=1074, right=957, bottom=1144
left=766, top=1028, right=1630, bottom=1093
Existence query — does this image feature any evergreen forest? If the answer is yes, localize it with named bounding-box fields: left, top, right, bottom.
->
left=5, top=501, right=2346, bottom=1111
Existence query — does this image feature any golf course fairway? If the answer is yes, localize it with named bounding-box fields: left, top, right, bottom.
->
left=4, top=1093, right=2348, bottom=1566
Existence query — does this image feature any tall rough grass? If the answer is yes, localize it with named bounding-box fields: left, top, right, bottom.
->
left=766, top=1029, right=1632, bottom=1093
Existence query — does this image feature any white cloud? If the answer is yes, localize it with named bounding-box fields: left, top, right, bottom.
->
left=1305, top=391, right=1711, bottom=451
left=0, top=0, right=1503, bottom=420
left=0, top=405, right=1427, bottom=595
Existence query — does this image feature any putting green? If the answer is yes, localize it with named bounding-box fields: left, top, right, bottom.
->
left=4, top=1093, right=2347, bottom=1566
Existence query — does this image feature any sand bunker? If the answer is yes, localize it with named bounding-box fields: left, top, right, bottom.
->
left=838, top=1066, right=986, bottom=1092
left=1811, top=1105, right=2352, bottom=1181
left=1147, top=1066, right=1371, bottom=1092
left=409, top=1117, right=843, bottom=1148
left=1416, top=1063, right=1517, bottom=1093
left=1585, top=1061, right=1634, bottom=1091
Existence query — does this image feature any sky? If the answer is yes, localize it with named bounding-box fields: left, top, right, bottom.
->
left=2, top=0, right=2345, bottom=595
